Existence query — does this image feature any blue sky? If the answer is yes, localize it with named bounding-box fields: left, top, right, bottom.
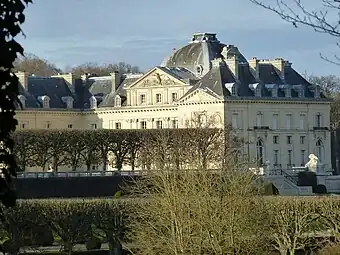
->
left=18, top=0, right=340, bottom=76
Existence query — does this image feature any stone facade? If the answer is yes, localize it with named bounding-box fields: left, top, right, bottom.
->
left=14, top=33, right=332, bottom=172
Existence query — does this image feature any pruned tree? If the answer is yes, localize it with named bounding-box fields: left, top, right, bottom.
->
left=31, top=130, right=53, bottom=171
left=12, top=131, right=35, bottom=171
left=49, top=130, right=69, bottom=171
left=80, top=130, right=101, bottom=171
left=13, top=53, right=61, bottom=76
left=248, top=0, right=340, bottom=64
left=125, top=131, right=144, bottom=171
left=64, top=130, right=85, bottom=171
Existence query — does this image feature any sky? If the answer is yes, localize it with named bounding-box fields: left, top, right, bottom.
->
left=17, top=0, right=340, bottom=76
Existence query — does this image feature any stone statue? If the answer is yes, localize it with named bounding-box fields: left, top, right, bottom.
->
left=305, top=154, right=319, bottom=173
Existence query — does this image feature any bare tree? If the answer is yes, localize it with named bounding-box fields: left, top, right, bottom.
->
left=126, top=114, right=269, bottom=255
left=248, top=0, right=340, bottom=64
left=13, top=53, right=61, bottom=76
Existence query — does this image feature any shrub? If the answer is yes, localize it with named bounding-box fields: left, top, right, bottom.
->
left=319, top=242, right=340, bottom=255
left=86, top=237, right=102, bottom=250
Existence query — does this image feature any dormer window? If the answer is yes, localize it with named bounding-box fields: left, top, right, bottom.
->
left=89, top=96, right=97, bottom=109
left=255, top=85, right=262, bottom=97
left=196, top=65, right=203, bottom=76
left=115, top=95, right=122, bottom=107
left=298, top=86, right=305, bottom=98
left=62, top=96, right=74, bottom=109
left=272, top=85, right=278, bottom=98
left=314, top=85, right=320, bottom=98
left=38, top=95, right=50, bottom=109
left=285, top=85, right=292, bottom=98
left=17, top=95, right=26, bottom=108
left=225, top=83, right=238, bottom=96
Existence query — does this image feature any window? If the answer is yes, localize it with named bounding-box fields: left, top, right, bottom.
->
left=285, top=87, right=292, bottom=98
left=45, top=121, right=51, bottom=129
left=231, top=85, right=237, bottom=96
left=287, top=136, right=292, bottom=144
left=171, top=92, right=178, bottom=102
left=255, top=85, right=262, bottom=97
left=115, top=122, right=121, bottom=129
left=156, top=120, right=163, bottom=129
left=140, top=94, right=146, bottom=104
left=299, top=114, right=305, bottom=130
left=298, top=87, right=305, bottom=98
left=256, top=112, right=263, bottom=127
left=286, top=114, right=292, bottom=129
left=272, top=86, right=278, bottom=97
left=300, top=150, right=306, bottom=166
left=273, top=150, right=279, bottom=166
left=316, top=139, right=324, bottom=162
left=91, top=123, right=97, bottom=129
left=140, top=121, right=147, bottom=129
left=172, top=119, right=178, bottom=128
left=273, top=136, right=279, bottom=144
left=89, top=96, right=97, bottom=109
left=42, top=96, right=50, bottom=108
left=316, top=113, right=322, bottom=127
left=315, top=85, right=320, bottom=98
left=68, top=124, right=73, bottom=129
left=19, top=121, right=28, bottom=129
left=288, top=150, right=293, bottom=166
left=156, top=93, right=162, bottom=103
left=256, top=138, right=265, bottom=166
left=272, top=114, right=278, bottom=129
left=115, top=95, right=122, bottom=107
left=300, top=136, right=305, bottom=144
left=231, top=113, right=238, bottom=129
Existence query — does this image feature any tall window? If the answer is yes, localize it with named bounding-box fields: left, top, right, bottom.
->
left=45, top=121, right=51, bottom=129
left=171, top=92, right=178, bottom=102
left=256, top=112, right=263, bottom=127
left=140, top=121, right=147, bottom=129
left=156, top=120, right=163, bottom=129
left=300, top=150, right=306, bottom=166
left=172, top=119, right=178, bottom=128
left=115, top=122, right=121, bottom=129
left=90, top=123, right=97, bottom=129
left=316, top=139, right=324, bottom=162
left=273, top=135, right=279, bottom=144
left=231, top=85, right=237, bottom=96
left=42, top=96, right=50, bottom=108
left=231, top=113, right=238, bottom=129
left=287, top=136, right=292, bottom=144
left=156, top=93, right=162, bottom=103
left=288, top=150, right=293, bottom=166
left=273, top=150, right=279, bottom=166
left=286, top=114, right=292, bottom=129
left=316, top=113, right=322, bottom=127
left=256, top=138, right=265, bottom=166
left=300, top=114, right=305, bottom=129
left=300, top=136, right=305, bottom=144
left=115, top=95, right=122, bottom=107
left=272, top=114, right=278, bottom=129
left=140, top=94, right=146, bottom=104
left=68, top=124, right=73, bottom=129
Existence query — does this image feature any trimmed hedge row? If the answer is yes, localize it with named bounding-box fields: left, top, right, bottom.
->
left=12, top=128, right=229, bottom=172
left=3, top=197, right=340, bottom=254
left=0, top=199, right=128, bottom=254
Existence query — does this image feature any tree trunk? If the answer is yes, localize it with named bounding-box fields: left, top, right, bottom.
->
left=109, top=240, right=122, bottom=255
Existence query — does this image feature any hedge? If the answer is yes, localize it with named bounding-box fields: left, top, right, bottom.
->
left=0, top=199, right=129, bottom=255
left=12, top=129, right=231, bottom=172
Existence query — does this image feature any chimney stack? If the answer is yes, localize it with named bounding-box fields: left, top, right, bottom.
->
left=271, top=58, right=286, bottom=81
left=225, top=55, right=239, bottom=80
left=16, top=71, right=29, bottom=90
left=248, top=57, right=260, bottom=80
left=110, top=71, right=121, bottom=93
left=51, top=73, right=75, bottom=87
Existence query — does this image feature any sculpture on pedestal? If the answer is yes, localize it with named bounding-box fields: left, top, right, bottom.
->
left=305, top=154, right=319, bottom=173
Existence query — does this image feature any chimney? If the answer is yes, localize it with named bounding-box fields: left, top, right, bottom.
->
left=110, top=71, right=121, bottom=93
left=248, top=57, right=260, bottom=80
left=271, top=58, right=285, bottom=81
left=51, top=73, right=75, bottom=87
left=225, top=55, right=239, bottom=80
left=16, top=71, right=29, bottom=90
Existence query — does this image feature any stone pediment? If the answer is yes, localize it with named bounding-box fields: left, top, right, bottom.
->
left=178, top=88, right=220, bottom=103
left=127, top=67, right=186, bottom=89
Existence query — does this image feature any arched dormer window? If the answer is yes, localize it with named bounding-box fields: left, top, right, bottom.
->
left=115, top=95, right=122, bottom=107
left=225, top=83, right=238, bottom=96
left=17, top=95, right=26, bottom=108
left=38, top=95, right=50, bottom=108
left=298, top=85, right=305, bottom=98
left=272, top=84, right=278, bottom=98
left=314, top=85, right=321, bottom=98
left=89, top=96, right=97, bottom=109
left=62, top=96, right=74, bottom=109
left=255, top=84, right=262, bottom=97
left=285, top=85, right=292, bottom=98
